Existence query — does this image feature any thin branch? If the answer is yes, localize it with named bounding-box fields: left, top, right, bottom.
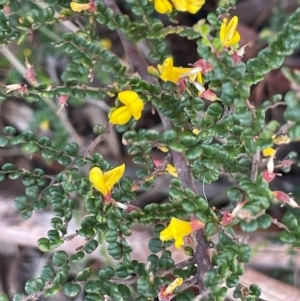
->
left=250, top=150, right=260, bottom=183
left=0, top=47, right=81, bottom=145
left=265, top=101, right=286, bottom=111
left=272, top=218, right=291, bottom=232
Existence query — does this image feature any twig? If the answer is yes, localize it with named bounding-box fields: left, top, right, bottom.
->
left=250, top=149, right=260, bottom=183
left=265, top=101, right=286, bottom=111
left=272, top=218, right=291, bottom=233
left=84, top=123, right=112, bottom=155
left=0, top=47, right=81, bottom=145
left=195, top=229, right=213, bottom=293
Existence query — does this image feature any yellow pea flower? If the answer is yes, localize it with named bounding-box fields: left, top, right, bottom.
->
left=158, top=277, right=183, bottom=300
left=157, top=57, right=201, bottom=84
left=89, top=164, right=125, bottom=196
left=262, top=147, right=276, bottom=157
left=160, top=217, right=192, bottom=249
left=149, top=0, right=173, bottom=14
left=172, top=0, right=205, bottom=14
left=160, top=217, right=205, bottom=248
left=70, top=1, right=91, bottom=12
left=165, top=164, right=178, bottom=177
left=109, top=91, right=144, bottom=125
left=219, top=16, right=240, bottom=47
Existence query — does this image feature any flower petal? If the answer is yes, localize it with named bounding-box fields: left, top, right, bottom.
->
left=154, top=0, right=173, bottom=14
left=118, top=91, right=139, bottom=106
left=109, top=106, right=132, bottom=125
left=186, top=0, right=205, bottom=14
left=89, top=167, right=108, bottom=195
left=70, top=1, right=91, bottom=12
left=220, top=16, right=240, bottom=47
left=130, top=98, right=144, bottom=120
left=160, top=217, right=192, bottom=249
left=103, top=164, right=125, bottom=192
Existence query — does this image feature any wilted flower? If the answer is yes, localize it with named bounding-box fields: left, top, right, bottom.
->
left=24, top=58, right=37, bottom=84
left=277, top=158, right=295, bottom=168
left=160, top=217, right=204, bottom=249
left=158, top=278, right=183, bottom=301
left=219, top=16, right=240, bottom=47
left=193, top=59, right=213, bottom=75
left=262, top=169, right=281, bottom=183
left=273, top=134, right=291, bottom=145
left=273, top=190, right=300, bottom=208
left=3, top=83, right=27, bottom=94
left=89, top=164, right=125, bottom=196
left=109, top=91, right=144, bottom=125
left=57, top=95, right=69, bottom=115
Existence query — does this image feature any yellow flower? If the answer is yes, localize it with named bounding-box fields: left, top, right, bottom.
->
left=165, top=164, right=178, bottom=177
left=157, top=57, right=200, bottom=84
left=262, top=147, right=276, bottom=157
left=165, top=278, right=183, bottom=294
left=192, top=128, right=200, bottom=135
left=70, top=1, right=91, bottom=12
left=149, top=0, right=173, bottom=14
left=160, top=217, right=193, bottom=249
left=220, top=16, right=240, bottom=47
left=172, top=0, right=205, bottom=14
left=89, top=164, right=125, bottom=196
left=109, top=91, right=144, bottom=125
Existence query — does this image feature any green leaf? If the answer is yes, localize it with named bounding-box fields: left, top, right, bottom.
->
left=85, top=293, right=102, bottom=301
left=227, top=187, right=243, bottom=203
left=62, top=283, right=81, bottom=298
left=25, top=278, right=45, bottom=294
left=70, top=251, right=85, bottom=263
left=148, top=238, right=162, bottom=253
left=0, top=136, right=9, bottom=147
left=105, top=230, right=119, bottom=243
left=226, top=274, right=239, bottom=288
left=99, top=266, right=115, bottom=280
left=65, top=142, right=79, bottom=155
left=44, top=285, right=59, bottom=298
left=53, top=251, right=68, bottom=266
left=38, top=237, right=50, bottom=252
left=158, top=257, right=174, bottom=269
left=282, top=212, right=298, bottom=231
left=279, top=231, right=298, bottom=244
left=257, top=214, right=272, bottom=229
left=14, top=196, right=28, bottom=211
left=207, top=102, right=223, bottom=116
left=181, top=199, right=196, bottom=213
left=25, top=185, right=40, bottom=199
left=40, top=265, right=56, bottom=281
left=205, top=222, right=218, bottom=236
left=176, top=290, right=195, bottom=301
left=3, top=126, right=17, bottom=136
left=76, top=268, right=91, bottom=281
left=289, top=123, right=300, bottom=140
left=57, top=155, right=72, bottom=166
left=24, top=141, right=39, bottom=153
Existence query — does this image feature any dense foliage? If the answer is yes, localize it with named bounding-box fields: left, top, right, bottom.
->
left=0, top=0, right=300, bottom=300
